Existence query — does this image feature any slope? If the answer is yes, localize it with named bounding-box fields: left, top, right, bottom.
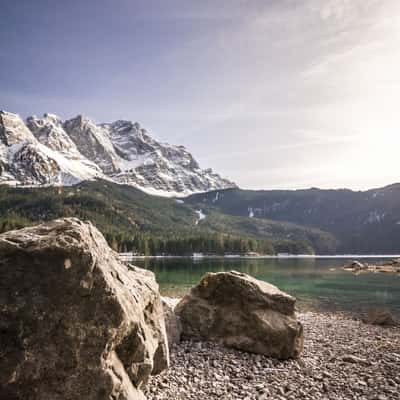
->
left=185, top=185, right=400, bottom=253
left=0, top=180, right=337, bottom=255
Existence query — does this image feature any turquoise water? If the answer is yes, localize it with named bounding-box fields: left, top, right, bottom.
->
left=132, top=257, right=400, bottom=315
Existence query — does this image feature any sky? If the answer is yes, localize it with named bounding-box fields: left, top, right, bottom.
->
left=1, top=0, right=400, bottom=190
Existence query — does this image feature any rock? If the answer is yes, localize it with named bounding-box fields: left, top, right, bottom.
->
left=342, top=355, right=370, bottom=365
left=343, top=260, right=400, bottom=275
left=363, top=308, right=397, bottom=326
left=343, top=260, right=367, bottom=271
left=161, top=297, right=182, bottom=347
left=175, top=271, right=304, bottom=359
left=0, top=218, right=169, bottom=400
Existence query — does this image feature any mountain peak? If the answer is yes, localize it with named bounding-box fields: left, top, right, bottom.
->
left=0, top=110, right=236, bottom=196
left=108, top=120, right=141, bottom=130
left=43, top=113, right=63, bottom=124
left=0, top=111, right=36, bottom=146
left=64, top=114, right=94, bottom=127
left=27, top=113, right=80, bottom=155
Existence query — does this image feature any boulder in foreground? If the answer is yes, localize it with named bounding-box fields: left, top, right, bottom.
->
left=175, top=271, right=304, bottom=359
left=0, top=218, right=168, bottom=400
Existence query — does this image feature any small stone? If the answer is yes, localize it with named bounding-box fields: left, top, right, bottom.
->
left=342, top=355, right=370, bottom=365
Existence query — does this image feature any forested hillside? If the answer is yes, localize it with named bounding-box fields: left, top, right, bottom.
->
left=185, top=184, right=400, bottom=253
left=0, top=180, right=337, bottom=255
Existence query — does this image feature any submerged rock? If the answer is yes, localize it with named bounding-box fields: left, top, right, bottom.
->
left=0, top=218, right=168, bottom=400
left=175, top=271, right=304, bottom=359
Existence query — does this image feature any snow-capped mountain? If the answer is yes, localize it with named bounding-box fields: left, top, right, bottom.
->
left=0, top=110, right=236, bottom=196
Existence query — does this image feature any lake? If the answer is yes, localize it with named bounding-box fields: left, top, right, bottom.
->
left=131, top=257, right=400, bottom=315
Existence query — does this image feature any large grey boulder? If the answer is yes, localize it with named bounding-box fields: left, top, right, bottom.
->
left=0, top=218, right=168, bottom=400
left=175, top=271, right=304, bottom=359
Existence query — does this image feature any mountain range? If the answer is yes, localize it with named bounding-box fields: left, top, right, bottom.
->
left=1, top=109, right=399, bottom=254
left=0, top=110, right=235, bottom=196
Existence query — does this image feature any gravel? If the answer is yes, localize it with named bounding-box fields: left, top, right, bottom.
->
left=146, top=312, right=400, bottom=400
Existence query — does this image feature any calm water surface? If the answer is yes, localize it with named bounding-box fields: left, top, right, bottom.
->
left=132, top=257, right=400, bottom=315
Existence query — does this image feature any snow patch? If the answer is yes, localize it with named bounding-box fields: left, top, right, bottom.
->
left=365, top=210, right=386, bottom=224
left=195, top=209, right=206, bottom=225
left=212, top=191, right=220, bottom=203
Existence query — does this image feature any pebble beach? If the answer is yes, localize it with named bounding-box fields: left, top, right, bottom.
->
left=146, top=312, right=400, bottom=400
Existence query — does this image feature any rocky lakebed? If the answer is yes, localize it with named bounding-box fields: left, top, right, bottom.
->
left=0, top=218, right=399, bottom=400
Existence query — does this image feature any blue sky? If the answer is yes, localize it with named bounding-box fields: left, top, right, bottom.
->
left=1, top=0, right=400, bottom=190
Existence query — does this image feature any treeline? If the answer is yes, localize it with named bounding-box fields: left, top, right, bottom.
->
left=0, top=214, right=312, bottom=255
left=0, top=213, right=315, bottom=256
left=104, top=232, right=313, bottom=256
left=105, top=232, right=272, bottom=255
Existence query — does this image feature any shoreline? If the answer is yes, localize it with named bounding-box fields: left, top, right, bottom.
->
left=120, top=254, right=400, bottom=261
left=146, top=311, right=400, bottom=400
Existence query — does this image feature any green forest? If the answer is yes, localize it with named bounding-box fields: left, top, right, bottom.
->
left=0, top=181, right=338, bottom=255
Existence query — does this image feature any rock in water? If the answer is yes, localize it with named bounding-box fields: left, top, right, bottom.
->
left=0, top=218, right=169, bottom=400
left=343, top=260, right=367, bottom=272
left=175, top=271, right=304, bottom=359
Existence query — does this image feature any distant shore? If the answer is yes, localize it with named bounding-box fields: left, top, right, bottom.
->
left=119, top=253, right=400, bottom=263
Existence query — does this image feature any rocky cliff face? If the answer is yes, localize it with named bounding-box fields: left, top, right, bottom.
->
left=0, top=218, right=169, bottom=400
left=27, top=113, right=80, bottom=155
left=63, top=115, right=120, bottom=174
left=0, top=111, right=102, bottom=186
left=0, top=110, right=236, bottom=196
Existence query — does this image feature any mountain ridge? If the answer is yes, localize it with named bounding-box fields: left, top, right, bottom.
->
left=0, top=110, right=236, bottom=196
left=184, top=184, right=400, bottom=253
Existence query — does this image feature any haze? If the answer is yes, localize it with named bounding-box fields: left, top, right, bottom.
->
left=1, top=0, right=399, bottom=190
